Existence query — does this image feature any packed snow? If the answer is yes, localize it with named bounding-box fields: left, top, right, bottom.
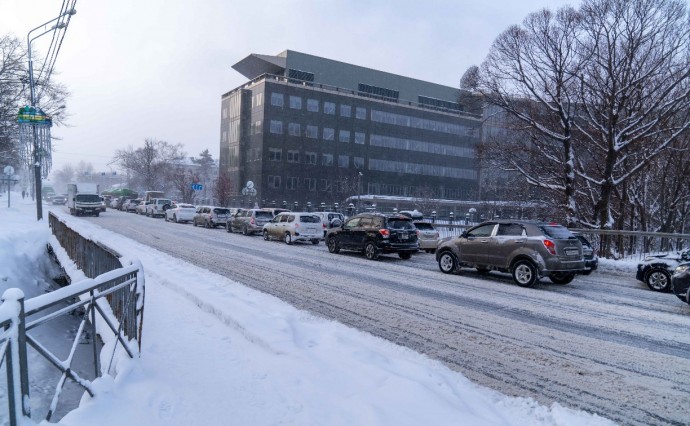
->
left=0, top=193, right=617, bottom=425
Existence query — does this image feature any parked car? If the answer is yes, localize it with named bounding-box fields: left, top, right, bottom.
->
left=413, top=221, right=439, bottom=253
left=636, top=249, right=690, bottom=292
left=165, top=203, right=197, bottom=223
left=573, top=233, right=598, bottom=275
left=314, top=212, right=345, bottom=238
left=326, top=213, right=419, bottom=260
left=671, top=262, right=690, bottom=305
left=193, top=206, right=232, bottom=228
left=136, top=200, right=150, bottom=215
left=227, top=208, right=274, bottom=235
left=262, top=212, right=322, bottom=245
left=436, top=220, right=585, bottom=287
left=51, top=194, right=67, bottom=205
left=124, top=199, right=142, bottom=213
left=109, top=198, right=120, bottom=209
left=145, top=198, right=172, bottom=218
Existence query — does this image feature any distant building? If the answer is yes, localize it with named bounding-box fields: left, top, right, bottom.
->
left=220, top=50, right=482, bottom=211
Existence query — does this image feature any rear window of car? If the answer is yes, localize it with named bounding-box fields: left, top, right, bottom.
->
left=388, top=219, right=415, bottom=230
left=327, top=213, right=343, bottom=221
left=300, top=215, right=320, bottom=223
left=179, top=204, right=194, bottom=208
left=156, top=199, right=172, bottom=205
left=538, top=224, right=575, bottom=239
left=413, top=222, right=434, bottom=230
left=255, top=211, right=273, bottom=219
left=76, top=194, right=101, bottom=202
left=214, top=208, right=230, bottom=214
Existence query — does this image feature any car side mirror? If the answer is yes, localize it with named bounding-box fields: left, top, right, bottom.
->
left=460, top=231, right=468, bottom=238
left=163, top=204, right=171, bottom=211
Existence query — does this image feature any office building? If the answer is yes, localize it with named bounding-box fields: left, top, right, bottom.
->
left=220, top=50, right=481, bottom=210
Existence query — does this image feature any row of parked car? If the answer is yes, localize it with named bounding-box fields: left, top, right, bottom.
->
left=109, top=198, right=689, bottom=305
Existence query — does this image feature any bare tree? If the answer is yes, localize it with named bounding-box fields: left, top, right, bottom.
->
left=113, top=138, right=185, bottom=192
left=170, top=166, right=199, bottom=203
left=214, top=172, right=234, bottom=207
left=480, top=6, right=583, bottom=225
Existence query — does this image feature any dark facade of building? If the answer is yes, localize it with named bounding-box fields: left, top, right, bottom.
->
left=220, top=50, right=481, bottom=210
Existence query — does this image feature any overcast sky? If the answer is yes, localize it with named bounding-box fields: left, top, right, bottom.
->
left=1, top=0, right=577, bottom=179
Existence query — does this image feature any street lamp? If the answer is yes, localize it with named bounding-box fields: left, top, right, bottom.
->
left=357, top=172, right=363, bottom=214
left=26, top=8, right=76, bottom=220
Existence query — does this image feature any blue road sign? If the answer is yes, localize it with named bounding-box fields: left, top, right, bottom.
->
left=191, top=183, right=203, bottom=191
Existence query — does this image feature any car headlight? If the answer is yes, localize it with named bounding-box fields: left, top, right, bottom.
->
left=674, top=264, right=690, bottom=275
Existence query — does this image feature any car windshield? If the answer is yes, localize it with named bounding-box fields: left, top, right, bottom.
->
left=300, top=215, right=320, bottom=223
left=388, top=219, right=415, bottom=230
left=214, top=208, right=230, bottom=214
left=75, top=194, right=101, bottom=202
left=539, top=224, right=575, bottom=239
left=414, top=222, right=434, bottom=230
left=255, top=211, right=273, bottom=219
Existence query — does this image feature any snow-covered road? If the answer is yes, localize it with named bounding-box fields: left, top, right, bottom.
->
left=78, top=209, right=690, bottom=425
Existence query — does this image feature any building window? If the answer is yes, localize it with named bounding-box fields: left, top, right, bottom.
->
left=321, top=179, right=332, bottom=192
left=323, top=127, right=335, bottom=141
left=354, top=156, right=364, bottom=169
left=354, top=132, right=365, bottom=145
left=306, top=125, right=318, bottom=139
left=322, top=153, right=333, bottom=166
left=338, top=155, right=349, bottom=168
left=305, top=152, right=317, bottom=165
left=324, top=102, right=335, bottom=115
left=287, top=150, right=300, bottom=163
left=253, top=93, right=263, bottom=108
left=254, top=120, right=263, bottom=134
left=305, top=178, right=317, bottom=191
left=289, top=95, right=302, bottom=110
left=339, top=130, right=350, bottom=143
left=268, top=175, right=282, bottom=189
left=340, top=104, right=351, bottom=117
left=287, top=177, right=298, bottom=190
left=356, top=107, right=366, bottom=119
left=270, top=120, right=283, bottom=134
left=269, top=148, right=282, bottom=161
left=307, top=99, right=319, bottom=112
left=271, top=93, right=284, bottom=107
left=288, top=122, right=301, bottom=136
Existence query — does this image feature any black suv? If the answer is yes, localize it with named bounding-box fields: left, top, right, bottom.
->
left=326, top=213, right=419, bottom=260
left=671, top=262, right=690, bottom=305
left=636, top=249, right=690, bottom=292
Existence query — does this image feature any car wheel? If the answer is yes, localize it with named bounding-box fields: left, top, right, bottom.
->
left=174, top=215, right=178, bottom=223
left=284, top=232, right=293, bottom=245
left=243, top=226, right=249, bottom=236
left=311, top=239, right=319, bottom=245
left=476, top=267, right=490, bottom=274
left=512, top=260, right=538, bottom=287
left=549, top=272, right=575, bottom=284
left=263, top=230, right=270, bottom=241
left=364, top=241, right=379, bottom=260
left=327, top=236, right=340, bottom=253
left=399, top=252, right=411, bottom=260
left=645, top=269, right=671, bottom=292
left=164, top=215, right=169, bottom=222
left=205, top=220, right=211, bottom=229
left=438, top=251, right=458, bottom=274
left=226, top=223, right=232, bottom=233
left=193, top=219, right=198, bottom=227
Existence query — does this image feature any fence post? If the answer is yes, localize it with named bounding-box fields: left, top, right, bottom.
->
left=2, top=289, right=31, bottom=424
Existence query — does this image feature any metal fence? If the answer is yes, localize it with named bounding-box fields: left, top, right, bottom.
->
left=1, top=213, right=145, bottom=425
left=429, top=221, right=690, bottom=260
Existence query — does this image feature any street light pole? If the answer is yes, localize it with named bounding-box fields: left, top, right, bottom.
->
left=26, top=9, right=76, bottom=220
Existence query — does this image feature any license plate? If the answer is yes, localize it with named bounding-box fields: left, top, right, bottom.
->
left=565, top=248, right=579, bottom=256
left=399, top=233, right=409, bottom=240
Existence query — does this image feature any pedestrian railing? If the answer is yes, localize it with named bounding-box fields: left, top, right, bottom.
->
left=0, top=213, right=145, bottom=425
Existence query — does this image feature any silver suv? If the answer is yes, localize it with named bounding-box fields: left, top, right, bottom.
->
left=193, top=206, right=231, bottom=228
left=435, top=220, right=585, bottom=287
left=227, top=208, right=274, bottom=235
left=262, top=212, right=322, bottom=245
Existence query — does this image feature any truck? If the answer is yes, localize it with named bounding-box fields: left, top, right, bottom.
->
left=67, top=183, right=101, bottom=216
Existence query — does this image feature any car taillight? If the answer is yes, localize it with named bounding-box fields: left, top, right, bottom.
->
left=543, top=239, right=556, bottom=255
left=250, top=218, right=255, bottom=225
left=434, top=232, right=439, bottom=238
left=379, top=229, right=390, bottom=238
left=416, top=230, right=421, bottom=237
left=323, top=223, right=327, bottom=229
left=295, top=223, right=300, bottom=228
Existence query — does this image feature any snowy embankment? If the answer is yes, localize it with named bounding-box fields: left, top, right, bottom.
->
left=0, top=194, right=615, bottom=425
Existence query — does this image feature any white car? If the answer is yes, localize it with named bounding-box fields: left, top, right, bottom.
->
left=262, top=212, right=322, bottom=245
left=165, top=203, right=197, bottom=223
left=314, top=211, right=345, bottom=239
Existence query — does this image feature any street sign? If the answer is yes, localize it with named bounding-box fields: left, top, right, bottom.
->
left=191, top=183, right=203, bottom=191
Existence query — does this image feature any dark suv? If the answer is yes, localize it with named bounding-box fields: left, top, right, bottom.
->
left=671, top=262, right=690, bottom=305
left=636, top=249, right=690, bottom=292
left=436, top=220, right=585, bottom=287
left=326, top=213, right=419, bottom=260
